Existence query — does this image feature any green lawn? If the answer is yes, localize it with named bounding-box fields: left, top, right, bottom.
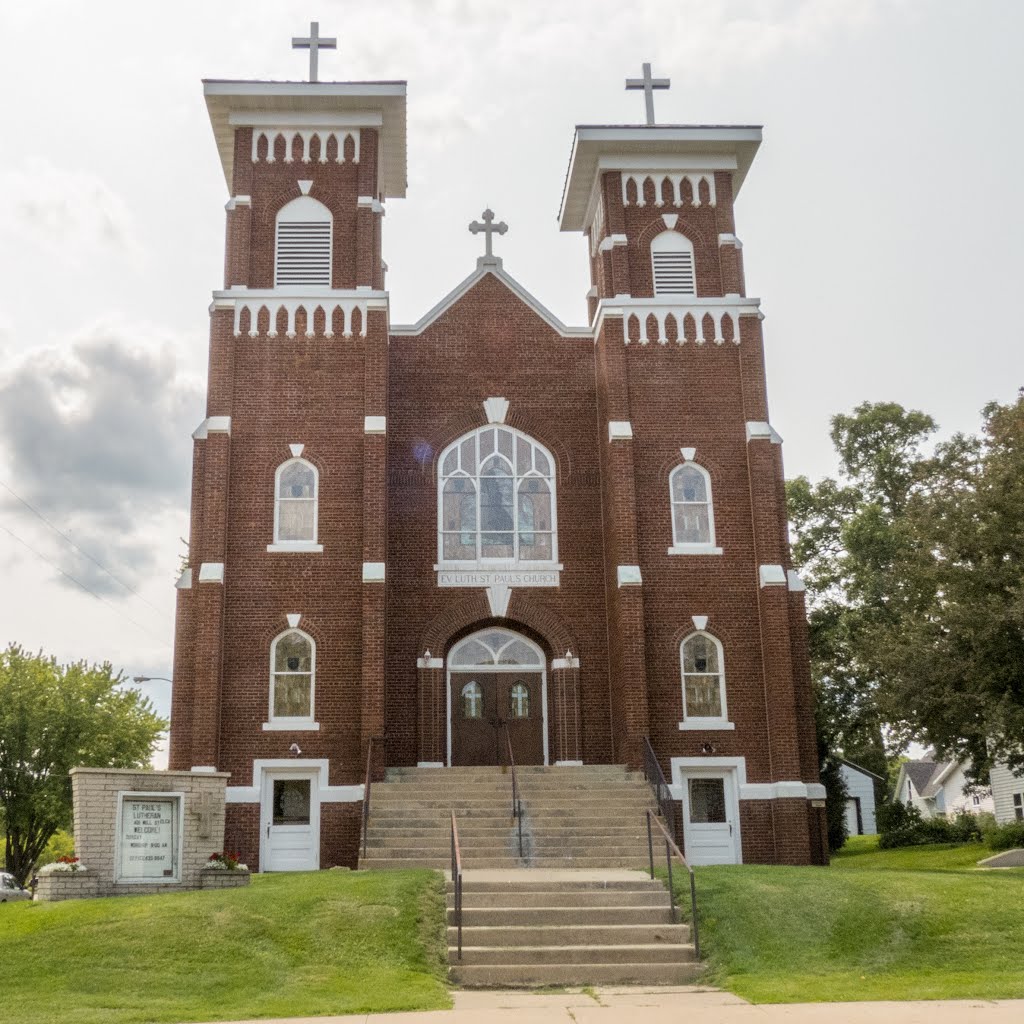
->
left=684, top=836, right=1024, bottom=1003
left=0, top=870, right=451, bottom=1024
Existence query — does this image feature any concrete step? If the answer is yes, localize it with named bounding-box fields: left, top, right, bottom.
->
left=451, top=877, right=664, bottom=893
left=451, top=906, right=671, bottom=927
left=450, top=942, right=694, bottom=965
left=450, top=923, right=690, bottom=946
left=361, top=857, right=522, bottom=869
left=448, top=961, right=703, bottom=987
left=526, top=856, right=653, bottom=869
left=447, top=889, right=668, bottom=908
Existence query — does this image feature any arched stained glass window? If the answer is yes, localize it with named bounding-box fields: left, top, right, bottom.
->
left=680, top=632, right=727, bottom=722
left=462, top=681, right=483, bottom=719
left=275, top=458, right=319, bottom=544
left=270, top=629, right=315, bottom=722
left=669, top=462, right=715, bottom=548
left=438, top=426, right=557, bottom=565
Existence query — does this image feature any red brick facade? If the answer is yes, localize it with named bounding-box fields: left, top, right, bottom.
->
left=169, top=80, right=827, bottom=871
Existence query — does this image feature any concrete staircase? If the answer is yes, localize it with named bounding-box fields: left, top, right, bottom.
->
left=359, top=764, right=657, bottom=869
left=447, top=871, right=701, bottom=986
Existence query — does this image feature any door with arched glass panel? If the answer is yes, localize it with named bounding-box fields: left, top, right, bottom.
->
left=448, top=628, right=546, bottom=766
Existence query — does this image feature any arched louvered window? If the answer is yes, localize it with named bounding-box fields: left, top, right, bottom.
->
left=651, top=230, right=696, bottom=296
left=680, top=632, right=728, bottom=725
left=275, top=195, right=332, bottom=287
left=269, top=629, right=315, bottom=724
left=274, top=458, right=319, bottom=544
left=438, top=426, right=557, bottom=566
left=669, top=462, right=716, bottom=549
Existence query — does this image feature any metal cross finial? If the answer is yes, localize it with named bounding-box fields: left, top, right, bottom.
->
left=292, top=20, right=337, bottom=83
left=469, top=208, right=508, bottom=263
left=626, top=62, right=671, bottom=125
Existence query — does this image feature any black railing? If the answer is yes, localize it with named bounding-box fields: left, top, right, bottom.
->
left=450, top=811, right=464, bottom=960
left=642, top=735, right=677, bottom=838
left=646, top=809, right=700, bottom=959
left=361, top=736, right=377, bottom=859
left=500, top=722, right=525, bottom=859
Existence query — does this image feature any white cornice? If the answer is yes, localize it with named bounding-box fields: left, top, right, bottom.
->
left=390, top=264, right=591, bottom=339
left=229, top=111, right=383, bottom=128
left=592, top=295, right=762, bottom=345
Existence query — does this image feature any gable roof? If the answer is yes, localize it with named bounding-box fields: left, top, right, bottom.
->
left=389, top=260, right=592, bottom=339
left=902, top=760, right=942, bottom=797
left=839, top=758, right=886, bottom=783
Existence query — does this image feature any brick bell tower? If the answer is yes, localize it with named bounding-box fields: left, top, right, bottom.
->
left=169, top=26, right=406, bottom=869
left=559, top=64, right=826, bottom=863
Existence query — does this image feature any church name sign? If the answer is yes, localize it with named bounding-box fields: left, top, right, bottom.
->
left=115, top=792, right=183, bottom=883
left=437, top=569, right=561, bottom=587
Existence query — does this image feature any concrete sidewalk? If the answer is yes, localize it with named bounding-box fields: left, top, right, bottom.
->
left=201, top=988, right=1024, bottom=1024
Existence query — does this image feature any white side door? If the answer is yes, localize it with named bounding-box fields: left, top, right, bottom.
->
left=681, top=771, right=740, bottom=865
left=261, top=771, right=319, bottom=872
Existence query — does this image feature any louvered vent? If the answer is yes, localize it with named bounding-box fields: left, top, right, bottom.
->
left=275, top=221, right=332, bottom=287
left=652, top=250, right=696, bottom=295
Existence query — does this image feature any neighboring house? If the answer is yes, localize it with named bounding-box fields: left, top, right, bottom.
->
left=894, top=757, right=994, bottom=818
left=990, top=762, right=1024, bottom=824
left=840, top=759, right=883, bottom=835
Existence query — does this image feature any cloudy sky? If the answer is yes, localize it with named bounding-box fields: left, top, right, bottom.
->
left=0, top=0, right=1020, bottom=765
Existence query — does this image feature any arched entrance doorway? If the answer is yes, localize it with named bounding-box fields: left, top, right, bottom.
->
left=448, top=628, right=548, bottom=766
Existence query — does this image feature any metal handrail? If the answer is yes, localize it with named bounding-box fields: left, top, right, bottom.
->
left=361, top=736, right=376, bottom=859
left=642, top=735, right=677, bottom=838
left=646, top=809, right=700, bottom=959
left=450, top=811, right=464, bottom=960
left=500, top=722, right=524, bottom=859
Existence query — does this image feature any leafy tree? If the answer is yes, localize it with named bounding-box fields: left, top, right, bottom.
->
left=0, top=645, right=165, bottom=883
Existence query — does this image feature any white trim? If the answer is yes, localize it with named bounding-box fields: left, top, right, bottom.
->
left=213, top=286, right=389, bottom=340
left=691, top=615, right=709, bottom=631
left=175, top=568, right=192, bottom=590
left=594, top=295, right=762, bottom=346
left=198, top=562, right=224, bottom=583
left=191, top=416, right=231, bottom=440
left=364, top=415, right=386, bottom=434
left=483, top=396, right=510, bottom=424
left=269, top=628, right=316, bottom=728
left=608, top=420, right=633, bottom=441
left=114, top=791, right=185, bottom=884
left=288, top=443, right=305, bottom=457
left=670, top=461, right=718, bottom=550
left=617, top=565, right=642, bottom=587
left=273, top=457, right=319, bottom=547
left=447, top=628, right=550, bottom=767
left=555, top=760, right=584, bottom=767
left=226, top=758, right=365, bottom=804
left=739, top=781, right=827, bottom=801
left=286, top=613, right=302, bottom=628
left=670, top=758, right=743, bottom=866
left=225, top=195, right=252, bottom=211
left=787, top=569, right=806, bottom=592
left=357, top=195, right=385, bottom=213
left=718, top=233, right=742, bottom=248
left=745, top=420, right=783, bottom=444
left=680, top=446, right=697, bottom=462
left=417, top=656, right=444, bottom=669
left=668, top=544, right=723, bottom=556
left=190, top=766, right=218, bottom=774
left=390, top=263, right=591, bottom=339
left=679, top=720, right=735, bottom=731
left=598, top=233, right=628, bottom=253
left=297, top=180, right=313, bottom=195
left=363, top=562, right=385, bottom=582
left=259, top=767, right=320, bottom=873
left=680, top=631, right=729, bottom=727
left=267, top=541, right=324, bottom=553
left=551, top=655, right=581, bottom=670
left=417, top=761, right=445, bottom=768
left=486, top=583, right=512, bottom=617
left=759, top=564, right=787, bottom=588
left=598, top=154, right=738, bottom=173
left=229, top=110, right=385, bottom=128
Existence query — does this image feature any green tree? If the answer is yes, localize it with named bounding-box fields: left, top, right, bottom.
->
left=0, top=645, right=165, bottom=883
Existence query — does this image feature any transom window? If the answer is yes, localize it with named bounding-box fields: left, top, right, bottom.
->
left=438, top=426, right=557, bottom=565
left=270, top=629, right=315, bottom=723
left=274, top=458, right=318, bottom=544
left=449, top=629, right=545, bottom=669
left=680, top=632, right=727, bottom=723
left=669, top=462, right=716, bottom=549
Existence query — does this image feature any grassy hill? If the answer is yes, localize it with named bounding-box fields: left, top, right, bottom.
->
left=688, top=836, right=1024, bottom=1003
left=0, top=870, right=450, bottom=1024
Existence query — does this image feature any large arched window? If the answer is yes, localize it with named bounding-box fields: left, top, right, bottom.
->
left=651, top=230, right=696, bottom=296
left=680, top=632, right=729, bottom=727
left=669, top=462, right=716, bottom=551
left=438, top=426, right=557, bottom=565
left=269, top=629, right=316, bottom=726
left=275, top=195, right=332, bottom=287
left=274, top=458, right=319, bottom=545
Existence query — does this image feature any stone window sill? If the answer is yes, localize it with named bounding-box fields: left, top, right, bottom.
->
left=267, top=542, right=324, bottom=553
left=678, top=720, right=735, bottom=731
left=667, top=545, right=723, bottom=556
left=262, top=721, right=321, bottom=732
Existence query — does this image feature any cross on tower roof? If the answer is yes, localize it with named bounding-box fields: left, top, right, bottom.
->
left=625, top=62, right=671, bottom=126
left=469, top=208, right=508, bottom=266
left=292, top=20, right=337, bottom=83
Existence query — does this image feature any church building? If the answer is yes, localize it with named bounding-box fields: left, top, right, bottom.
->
left=168, top=33, right=827, bottom=872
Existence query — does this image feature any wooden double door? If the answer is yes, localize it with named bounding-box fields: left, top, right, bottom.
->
left=451, top=671, right=545, bottom=766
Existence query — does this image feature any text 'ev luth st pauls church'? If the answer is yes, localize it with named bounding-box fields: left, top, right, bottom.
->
left=168, top=24, right=828, bottom=873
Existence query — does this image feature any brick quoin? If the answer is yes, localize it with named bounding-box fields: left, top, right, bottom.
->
left=168, top=73, right=825, bottom=872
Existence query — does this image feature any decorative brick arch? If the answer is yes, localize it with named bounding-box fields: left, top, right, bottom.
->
left=415, top=591, right=583, bottom=766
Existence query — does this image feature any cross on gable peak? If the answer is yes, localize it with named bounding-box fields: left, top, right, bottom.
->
left=625, top=61, right=671, bottom=126
left=469, top=207, right=508, bottom=267
left=292, top=20, right=337, bottom=83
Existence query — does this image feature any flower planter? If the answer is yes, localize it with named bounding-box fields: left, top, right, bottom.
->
left=199, top=867, right=251, bottom=889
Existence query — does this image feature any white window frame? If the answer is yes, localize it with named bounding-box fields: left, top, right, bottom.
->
left=436, top=425, right=558, bottom=569
left=265, top=628, right=319, bottom=731
left=651, top=229, right=696, bottom=297
left=668, top=461, right=722, bottom=555
left=269, top=457, right=323, bottom=553
left=274, top=195, right=333, bottom=289
left=678, top=631, right=733, bottom=731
